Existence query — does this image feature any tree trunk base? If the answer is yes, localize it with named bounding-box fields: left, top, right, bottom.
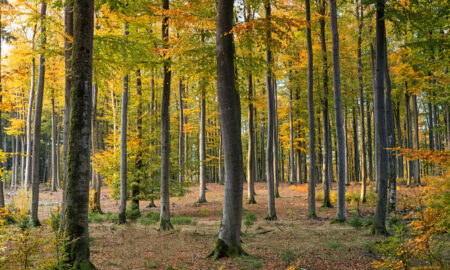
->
left=117, top=213, right=126, bottom=225
left=265, top=215, right=277, bottom=221
left=371, top=224, right=389, bottom=236
left=159, top=219, right=173, bottom=231
left=331, top=218, right=346, bottom=224
left=322, top=201, right=333, bottom=208
left=72, top=259, right=96, bottom=270
left=147, top=199, right=157, bottom=208
left=91, top=206, right=103, bottom=214
left=307, top=212, right=317, bottom=219
left=207, top=238, right=246, bottom=260
left=247, top=198, right=256, bottom=204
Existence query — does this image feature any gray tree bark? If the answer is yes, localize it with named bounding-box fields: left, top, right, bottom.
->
left=412, top=95, right=420, bottom=184
left=63, top=0, right=95, bottom=266
left=159, top=0, right=173, bottom=230
left=118, top=23, right=129, bottom=225
left=30, top=1, right=47, bottom=225
left=329, top=0, right=346, bottom=221
left=247, top=73, right=256, bottom=204
left=198, top=88, right=207, bottom=203
left=210, top=0, right=245, bottom=257
left=51, top=94, right=57, bottom=192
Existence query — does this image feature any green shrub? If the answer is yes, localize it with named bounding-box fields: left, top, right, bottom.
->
left=349, top=216, right=364, bottom=229
left=88, top=212, right=106, bottom=223
left=137, top=211, right=160, bottom=226
left=244, top=212, right=257, bottom=227
left=126, top=208, right=141, bottom=220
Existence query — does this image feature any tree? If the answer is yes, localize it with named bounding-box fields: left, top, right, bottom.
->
left=30, top=1, right=47, bottom=226
left=159, top=0, right=173, bottom=231
left=198, top=87, right=207, bottom=203
left=329, top=0, right=346, bottom=221
left=306, top=0, right=316, bottom=218
left=118, top=22, right=129, bottom=225
left=63, top=0, right=95, bottom=267
left=247, top=72, right=256, bottom=204
left=209, top=0, right=245, bottom=258
left=373, top=0, right=389, bottom=235
left=265, top=0, right=277, bottom=221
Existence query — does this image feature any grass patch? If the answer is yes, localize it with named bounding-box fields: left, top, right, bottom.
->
left=279, top=249, right=296, bottom=265
left=88, top=212, right=106, bottom=223
left=171, top=215, right=197, bottom=225
left=326, top=241, right=343, bottom=250
left=234, top=256, right=263, bottom=270
left=137, top=211, right=160, bottom=226
left=126, top=208, right=141, bottom=220
left=349, top=216, right=364, bottom=229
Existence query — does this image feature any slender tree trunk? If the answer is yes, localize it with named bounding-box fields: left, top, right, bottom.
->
left=118, top=23, right=129, bottom=225
left=61, top=2, right=73, bottom=228
left=178, top=79, right=184, bottom=194
left=0, top=8, right=4, bottom=207
left=198, top=88, right=207, bottom=203
left=131, top=70, right=143, bottom=213
left=367, top=103, right=373, bottom=182
left=51, top=95, right=57, bottom=192
left=305, top=0, right=316, bottom=218
left=265, top=0, right=277, bottom=220
left=373, top=0, right=389, bottom=235
left=30, top=1, right=47, bottom=225
left=147, top=68, right=157, bottom=208
left=405, top=90, right=413, bottom=185
left=247, top=73, right=256, bottom=204
left=329, top=0, right=346, bottom=221
left=289, top=80, right=296, bottom=185
left=353, top=107, right=360, bottom=183
left=64, top=0, right=95, bottom=266
left=210, top=0, right=245, bottom=257
left=427, top=100, right=434, bottom=175
left=384, top=35, right=397, bottom=212
left=412, top=94, right=420, bottom=184
left=273, top=80, right=280, bottom=198
left=357, top=0, right=367, bottom=202
left=159, top=0, right=173, bottom=230
left=344, top=107, right=349, bottom=185
left=395, top=103, right=404, bottom=178
left=318, top=0, right=331, bottom=205
left=91, top=84, right=102, bottom=213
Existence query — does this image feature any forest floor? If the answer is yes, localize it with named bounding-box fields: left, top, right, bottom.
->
left=10, top=182, right=423, bottom=270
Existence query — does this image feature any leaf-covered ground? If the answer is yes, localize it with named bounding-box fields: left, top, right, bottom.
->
left=23, top=182, right=421, bottom=270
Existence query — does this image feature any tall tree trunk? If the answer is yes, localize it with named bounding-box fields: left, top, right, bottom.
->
left=344, top=107, right=349, bottom=185
left=131, top=70, right=143, bottom=212
left=118, top=23, right=129, bottom=225
left=265, top=0, right=277, bottom=221
left=373, top=0, right=389, bottom=235
left=178, top=79, right=184, bottom=194
left=198, top=88, right=207, bottom=203
left=367, top=103, right=373, bottom=182
left=412, top=94, right=420, bottom=184
left=64, top=0, right=95, bottom=266
left=306, top=0, right=316, bottom=218
left=427, top=100, right=434, bottom=175
left=405, top=91, right=413, bottom=185
left=318, top=0, right=331, bottom=206
left=289, top=80, right=296, bottom=184
left=395, top=103, right=404, bottom=178
left=384, top=35, right=397, bottom=212
left=91, top=83, right=102, bottom=213
left=247, top=73, right=256, bottom=204
left=353, top=107, right=360, bottom=183
left=159, top=0, right=173, bottom=231
left=147, top=68, right=157, bottom=208
left=329, top=0, right=346, bottom=221
left=357, top=0, right=367, bottom=202
left=0, top=5, right=4, bottom=207
left=210, top=0, right=245, bottom=257
left=273, top=80, right=280, bottom=198
left=61, top=2, right=73, bottom=228
left=30, top=1, right=47, bottom=226
left=51, top=94, right=57, bottom=192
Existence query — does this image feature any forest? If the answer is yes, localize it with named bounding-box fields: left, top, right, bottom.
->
left=0, top=0, right=448, bottom=269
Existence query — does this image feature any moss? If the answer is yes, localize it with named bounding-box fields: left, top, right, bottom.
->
left=331, top=218, right=346, bottom=224
left=159, top=218, right=173, bottom=231
left=265, top=215, right=277, bottom=221
left=207, top=238, right=246, bottom=260
left=72, top=259, right=96, bottom=270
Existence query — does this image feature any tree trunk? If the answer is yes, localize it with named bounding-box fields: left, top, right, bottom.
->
left=30, top=1, right=47, bottom=226
left=198, top=88, right=207, bottom=203
left=147, top=68, right=157, bottom=208
left=159, top=0, right=173, bottom=231
left=289, top=79, right=296, bottom=184
left=329, top=0, right=346, bottom=221
left=210, top=0, right=245, bottom=257
left=353, top=107, right=360, bottom=183
left=318, top=0, right=331, bottom=206
left=0, top=6, right=4, bottom=207
left=367, top=103, right=373, bottom=182
left=118, top=23, right=129, bottom=225
left=91, top=83, right=102, bottom=213
left=344, top=107, right=349, bottom=185
left=63, top=0, right=95, bottom=266
left=357, top=0, right=367, bottom=202
left=405, top=90, right=413, bottom=185
left=384, top=35, right=397, bottom=212
left=305, top=0, right=316, bottom=218
left=373, top=0, right=389, bottom=235
left=61, top=2, right=73, bottom=228
left=265, top=1, right=277, bottom=221
left=247, top=73, right=256, bottom=204
left=178, top=79, right=184, bottom=194
left=51, top=95, right=57, bottom=192
left=412, top=94, right=420, bottom=184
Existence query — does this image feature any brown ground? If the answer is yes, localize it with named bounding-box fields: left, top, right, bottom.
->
left=6, top=182, right=417, bottom=270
